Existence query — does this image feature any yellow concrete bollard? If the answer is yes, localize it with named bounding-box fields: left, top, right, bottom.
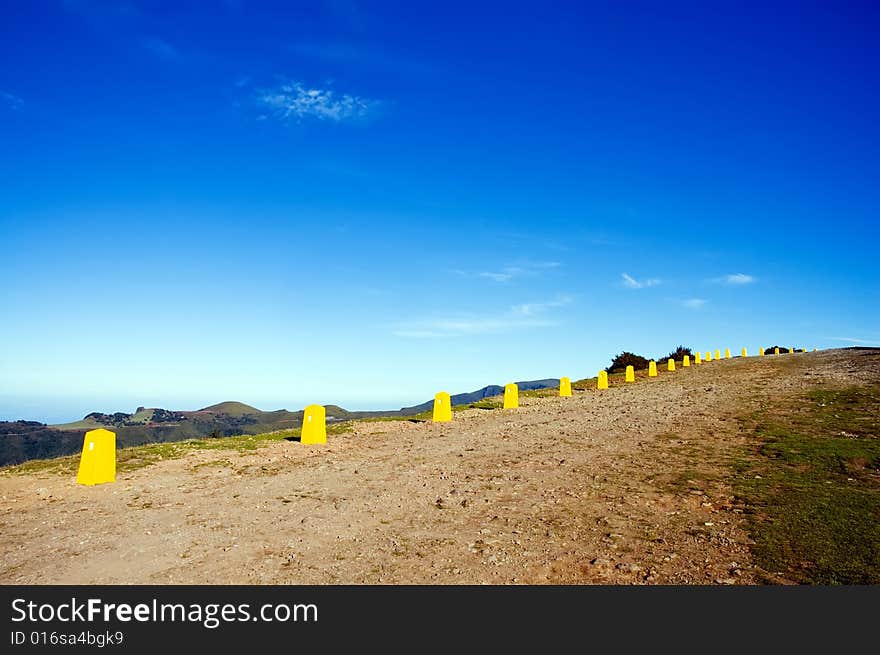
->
left=725, top=348, right=731, bottom=359
left=648, top=360, right=657, bottom=377
left=705, top=351, right=712, bottom=362
left=695, top=352, right=702, bottom=364
left=667, top=358, right=675, bottom=372
left=788, top=347, right=794, bottom=354
left=813, top=348, right=817, bottom=352
left=759, top=347, right=765, bottom=356
left=559, top=377, right=572, bottom=397
left=301, top=404, right=327, bottom=444
left=76, top=428, right=116, bottom=486
left=433, top=392, right=452, bottom=422
left=715, top=350, right=721, bottom=361
left=597, top=371, right=609, bottom=390
left=625, top=365, right=635, bottom=382
left=683, top=355, right=690, bottom=367
left=503, top=383, right=519, bottom=408
left=741, top=348, right=747, bottom=358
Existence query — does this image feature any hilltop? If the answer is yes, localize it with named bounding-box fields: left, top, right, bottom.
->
left=0, top=379, right=559, bottom=467
left=2, top=348, right=877, bottom=585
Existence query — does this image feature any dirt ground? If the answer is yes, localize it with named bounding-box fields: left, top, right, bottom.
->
left=2, top=348, right=877, bottom=585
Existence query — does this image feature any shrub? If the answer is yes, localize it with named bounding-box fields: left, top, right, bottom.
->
left=663, top=345, right=693, bottom=361
left=606, top=351, right=650, bottom=373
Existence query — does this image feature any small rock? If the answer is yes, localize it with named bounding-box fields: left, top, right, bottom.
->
left=36, top=488, right=50, bottom=499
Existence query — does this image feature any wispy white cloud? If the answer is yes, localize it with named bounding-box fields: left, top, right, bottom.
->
left=511, top=295, right=572, bottom=317
left=475, top=261, right=560, bottom=283
left=394, top=295, right=571, bottom=338
left=257, top=80, right=379, bottom=123
left=1, top=91, right=23, bottom=111
left=142, top=37, right=178, bottom=59
left=829, top=337, right=880, bottom=346
left=621, top=273, right=660, bottom=289
left=681, top=298, right=707, bottom=309
left=713, top=272, right=757, bottom=285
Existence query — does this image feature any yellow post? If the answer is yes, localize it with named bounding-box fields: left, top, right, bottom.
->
left=705, top=351, right=712, bottom=362
left=788, top=347, right=794, bottom=354
left=741, top=347, right=747, bottom=358
left=667, top=358, right=675, bottom=372
left=774, top=347, right=780, bottom=355
left=715, top=349, right=721, bottom=361
left=433, top=392, right=452, bottom=422
left=725, top=348, right=731, bottom=359
left=597, top=371, right=609, bottom=390
left=301, top=404, right=327, bottom=444
left=559, top=377, right=572, bottom=397
left=759, top=347, right=765, bottom=356
left=76, top=428, right=116, bottom=486
left=503, top=383, right=519, bottom=408
left=683, top=355, right=690, bottom=367
left=625, top=365, right=635, bottom=382
left=648, top=360, right=657, bottom=377
left=813, top=348, right=817, bottom=352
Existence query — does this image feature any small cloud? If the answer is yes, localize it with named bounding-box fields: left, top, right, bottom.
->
left=142, top=37, right=178, bottom=59
left=511, top=295, right=572, bottom=317
left=1, top=91, right=23, bottom=111
left=621, top=273, right=660, bottom=289
left=713, top=273, right=756, bottom=285
left=829, top=337, right=880, bottom=346
left=394, top=295, right=571, bottom=338
left=475, top=261, right=560, bottom=283
left=256, top=79, right=379, bottom=123
left=682, top=298, right=707, bottom=309
left=478, top=267, right=522, bottom=283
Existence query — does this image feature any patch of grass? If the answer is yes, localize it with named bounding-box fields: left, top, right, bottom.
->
left=735, top=385, right=880, bottom=584
left=1, top=423, right=357, bottom=477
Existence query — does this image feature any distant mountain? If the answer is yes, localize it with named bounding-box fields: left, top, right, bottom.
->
left=0, top=379, right=559, bottom=467
left=399, top=379, right=560, bottom=414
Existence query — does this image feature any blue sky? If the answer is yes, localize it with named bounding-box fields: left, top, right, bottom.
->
left=1, top=1, right=878, bottom=423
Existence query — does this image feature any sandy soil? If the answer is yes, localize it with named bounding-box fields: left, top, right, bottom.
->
left=2, top=348, right=877, bottom=585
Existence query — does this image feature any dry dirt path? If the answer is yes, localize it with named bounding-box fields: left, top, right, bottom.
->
left=1, top=349, right=875, bottom=584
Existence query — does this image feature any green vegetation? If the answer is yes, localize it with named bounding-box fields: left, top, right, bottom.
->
left=735, top=385, right=880, bottom=584
left=0, top=422, right=356, bottom=478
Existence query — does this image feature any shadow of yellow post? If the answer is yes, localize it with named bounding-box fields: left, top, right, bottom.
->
left=725, top=349, right=731, bottom=359
left=301, top=404, right=327, bottom=444
left=503, top=383, right=519, bottom=409
left=597, top=371, right=609, bottom=390
left=759, top=347, right=765, bottom=356
left=741, top=347, right=747, bottom=357
left=433, top=392, right=452, bottom=422
left=648, top=360, right=658, bottom=377
left=559, top=377, right=572, bottom=397
left=705, top=351, right=712, bottom=362
left=683, top=355, right=690, bottom=367
left=774, top=347, right=780, bottom=355
left=695, top=352, right=702, bottom=364
left=76, top=428, right=116, bottom=486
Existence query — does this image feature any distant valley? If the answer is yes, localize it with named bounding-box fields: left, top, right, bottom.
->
left=0, top=380, right=558, bottom=467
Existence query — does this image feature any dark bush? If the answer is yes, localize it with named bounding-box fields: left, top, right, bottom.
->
left=663, top=345, right=693, bottom=361
left=606, top=351, right=650, bottom=373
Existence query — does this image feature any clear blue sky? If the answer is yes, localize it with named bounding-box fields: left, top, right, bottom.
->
left=2, top=1, right=878, bottom=423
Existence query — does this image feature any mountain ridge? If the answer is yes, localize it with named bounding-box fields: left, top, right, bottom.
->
left=0, top=378, right=560, bottom=467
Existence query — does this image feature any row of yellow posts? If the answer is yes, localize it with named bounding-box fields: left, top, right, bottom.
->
left=75, top=346, right=818, bottom=486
